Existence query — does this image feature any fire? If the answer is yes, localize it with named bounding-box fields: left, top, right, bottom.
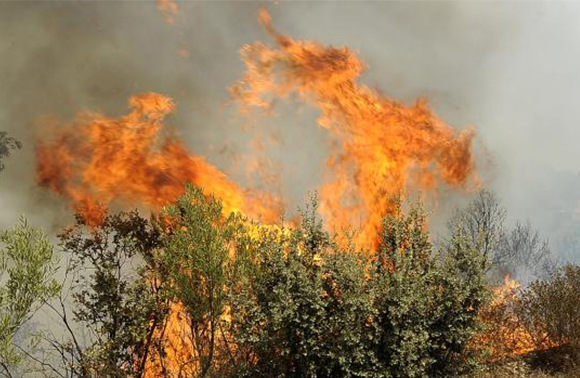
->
left=231, top=8, right=478, bottom=248
left=473, top=275, right=557, bottom=361
left=35, top=6, right=481, bottom=377
left=157, top=0, right=178, bottom=24
left=36, top=92, right=281, bottom=227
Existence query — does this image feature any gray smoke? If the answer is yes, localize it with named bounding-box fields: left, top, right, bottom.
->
left=0, top=1, right=579, bottom=263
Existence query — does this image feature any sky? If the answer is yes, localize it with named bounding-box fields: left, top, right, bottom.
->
left=0, top=0, right=579, bottom=262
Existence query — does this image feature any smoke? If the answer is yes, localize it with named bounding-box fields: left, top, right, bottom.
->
left=1, top=1, right=579, bottom=261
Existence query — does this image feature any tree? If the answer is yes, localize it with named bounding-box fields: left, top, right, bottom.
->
left=227, top=198, right=376, bottom=378
left=448, top=190, right=553, bottom=282
left=498, top=221, right=552, bottom=281
left=373, top=202, right=489, bottom=378
left=150, top=184, right=240, bottom=378
left=0, top=131, right=21, bottom=174
left=40, top=211, right=167, bottom=378
left=447, top=190, right=506, bottom=270
left=0, top=218, right=60, bottom=378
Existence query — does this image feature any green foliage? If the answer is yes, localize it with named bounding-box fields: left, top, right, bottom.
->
left=55, top=210, right=167, bottom=378
left=228, top=198, right=376, bottom=378
left=228, top=198, right=489, bottom=378
left=16, top=185, right=489, bottom=378
left=516, top=264, right=580, bottom=354
left=154, top=183, right=241, bottom=377
left=0, top=218, right=60, bottom=375
left=372, top=203, right=488, bottom=378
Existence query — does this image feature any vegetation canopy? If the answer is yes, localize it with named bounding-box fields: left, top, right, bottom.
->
left=0, top=186, right=577, bottom=378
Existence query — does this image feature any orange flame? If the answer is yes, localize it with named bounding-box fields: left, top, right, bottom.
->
left=157, top=0, right=179, bottom=24
left=231, top=8, right=478, bottom=248
left=35, top=7, right=482, bottom=376
left=473, top=275, right=557, bottom=361
left=36, top=93, right=281, bottom=227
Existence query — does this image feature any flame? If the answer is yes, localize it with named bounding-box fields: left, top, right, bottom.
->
left=472, top=275, right=557, bottom=361
left=157, top=0, right=179, bottom=24
left=231, top=8, right=478, bottom=248
left=36, top=93, right=281, bottom=227
left=35, top=7, right=482, bottom=376
left=144, top=302, right=197, bottom=377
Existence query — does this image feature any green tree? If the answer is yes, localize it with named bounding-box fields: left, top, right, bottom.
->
left=153, top=184, right=240, bottom=377
left=373, top=202, right=488, bottom=378
left=42, top=211, right=167, bottom=378
left=0, top=218, right=60, bottom=377
left=227, top=198, right=376, bottom=378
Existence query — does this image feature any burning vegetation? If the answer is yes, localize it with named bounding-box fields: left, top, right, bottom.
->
left=37, top=8, right=477, bottom=249
left=35, top=93, right=282, bottom=228
left=0, top=6, right=577, bottom=378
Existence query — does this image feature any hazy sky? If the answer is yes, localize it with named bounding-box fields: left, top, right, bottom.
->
left=0, top=1, right=579, bottom=262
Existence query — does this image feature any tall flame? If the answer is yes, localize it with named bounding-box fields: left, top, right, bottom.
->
left=231, top=8, right=478, bottom=247
left=36, top=93, right=281, bottom=227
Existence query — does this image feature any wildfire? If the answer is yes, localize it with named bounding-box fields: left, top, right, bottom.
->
left=35, top=6, right=482, bottom=377
left=36, top=7, right=477, bottom=247
left=230, top=7, right=478, bottom=248
left=473, top=276, right=557, bottom=362
left=36, top=93, right=281, bottom=228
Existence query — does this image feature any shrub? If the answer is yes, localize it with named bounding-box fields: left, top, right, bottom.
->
left=372, top=203, right=489, bottom=378
left=227, top=200, right=377, bottom=378
left=0, top=218, right=60, bottom=376
left=516, top=264, right=580, bottom=355
left=45, top=210, right=167, bottom=378
left=228, top=199, right=489, bottom=378
left=152, top=184, right=241, bottom=377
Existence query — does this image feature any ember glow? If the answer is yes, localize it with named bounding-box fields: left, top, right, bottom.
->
left=157, top=0, right=178, bottom=24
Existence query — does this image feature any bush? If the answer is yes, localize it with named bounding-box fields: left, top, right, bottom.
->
left=516, top=264, right=580, bottom=356
left=152, top=184, right=241, bottom=377
left=45, top=211, right=167, bottom=378
left=227, top=200, right=377, bottom=378
left=0, top=219, right=60, bottom=376
left=227, top=199, right=489, bottom=378
left=22, top=186, right=489, bottom=378
left=372, top=203, right=488, bottom=378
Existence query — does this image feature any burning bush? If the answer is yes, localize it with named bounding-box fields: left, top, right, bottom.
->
left=471, top=276, right=545, bottom=363
left=516, top=264, right=580, bottom=362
